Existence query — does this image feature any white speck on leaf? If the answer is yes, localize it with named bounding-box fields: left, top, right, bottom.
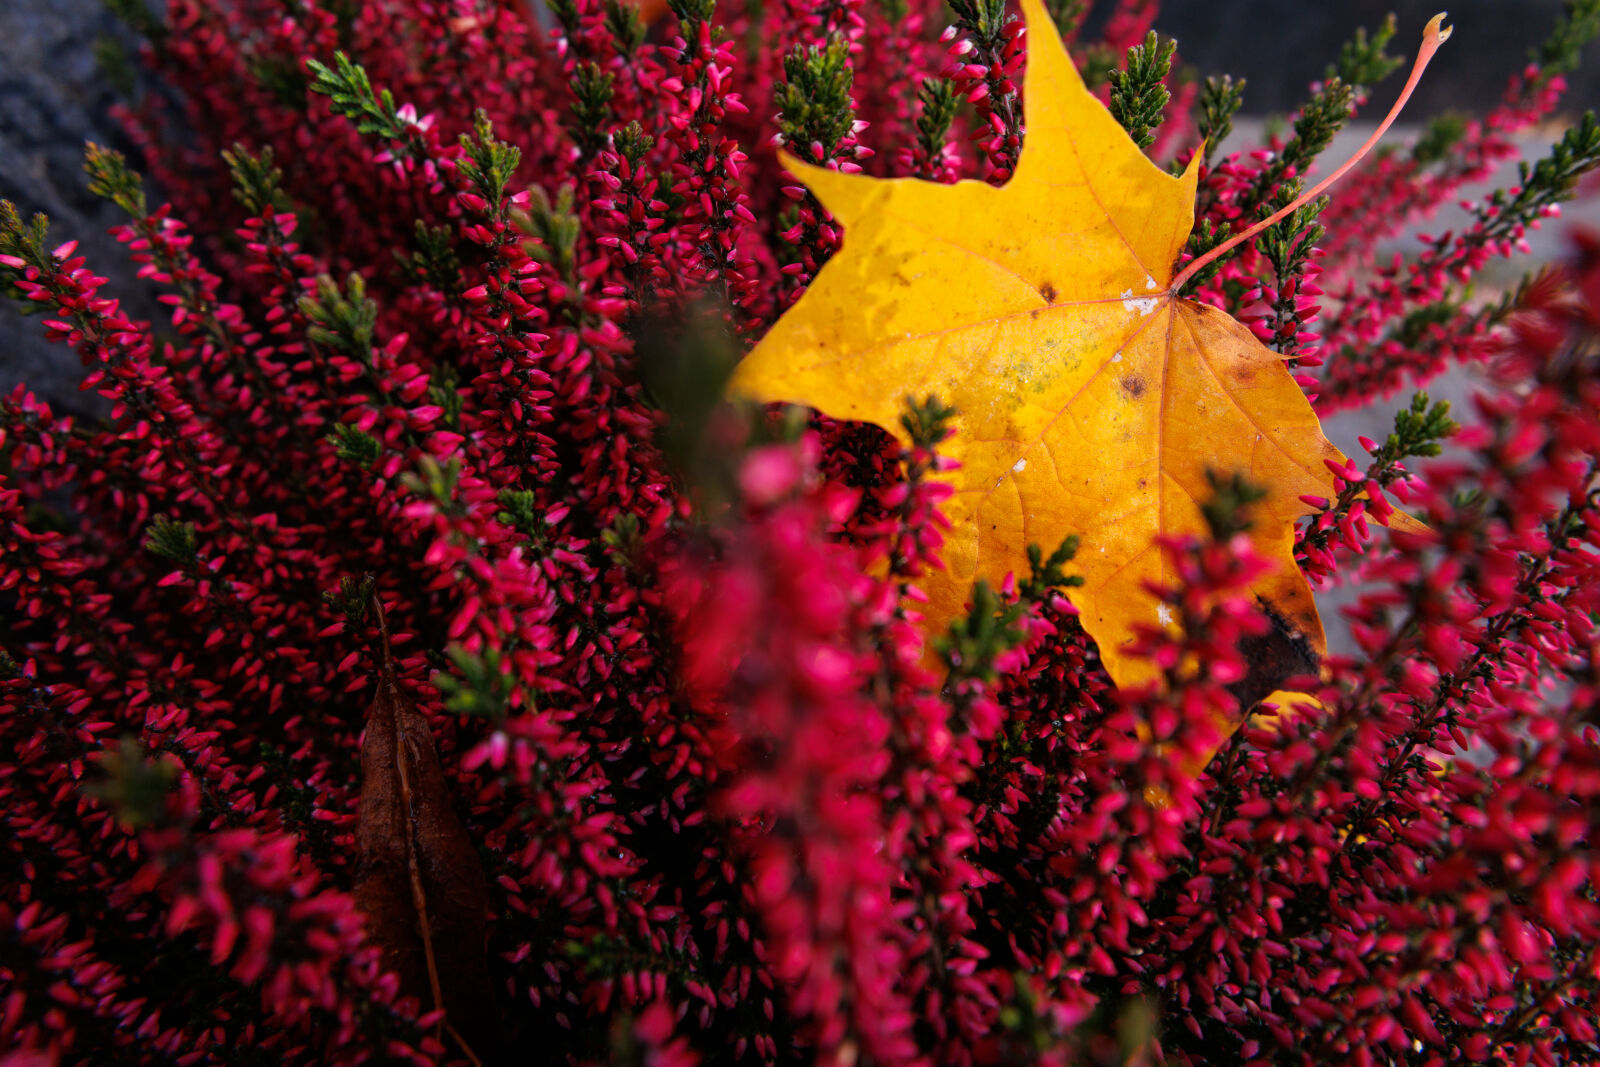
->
left=1013, top=458, right=1027, bottom=473
left=1157, top=604, right=1175, bottom=626
left=1121, top=288, right=1159, bottom=316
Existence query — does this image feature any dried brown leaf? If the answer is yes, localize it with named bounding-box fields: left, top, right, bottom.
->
left=353, top=594, right=500, bottom=1062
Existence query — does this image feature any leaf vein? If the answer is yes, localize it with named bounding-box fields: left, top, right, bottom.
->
left=1179, top=311, right=1330, bottom=490
left=1063, top=134, right=1153, bottom=280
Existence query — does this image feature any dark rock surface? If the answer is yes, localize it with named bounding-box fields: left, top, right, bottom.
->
left=1154, top=0, right=1596, bottom=117
left=0, top=0, right=154, bottom=417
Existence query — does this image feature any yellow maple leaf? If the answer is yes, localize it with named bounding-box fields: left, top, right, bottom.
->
left=732, top=0, right=1446, bottom=699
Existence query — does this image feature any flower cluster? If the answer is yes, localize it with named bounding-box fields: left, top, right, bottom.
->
left=2, top=0, right=1599, bottom=1064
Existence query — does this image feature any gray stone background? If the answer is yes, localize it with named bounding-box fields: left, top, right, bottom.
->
left=1160, top=1, right=1597, bottom=116
left=0, top=0, right=158, bottom=418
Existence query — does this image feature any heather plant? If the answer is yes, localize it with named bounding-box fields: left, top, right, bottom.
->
left=0, top=0, right=1598, bottom=1064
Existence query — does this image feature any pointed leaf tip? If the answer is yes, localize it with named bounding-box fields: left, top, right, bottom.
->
left=773, top=148, right=875, bottom=225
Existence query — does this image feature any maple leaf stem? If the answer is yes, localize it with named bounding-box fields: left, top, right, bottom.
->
left=1170, top=13, right=1453, bottom=293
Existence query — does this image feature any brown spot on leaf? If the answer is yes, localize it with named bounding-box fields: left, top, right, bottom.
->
left=1121, top=375, right=1146, bottom=399
left=1040, top=282, right=1058, bottom=304
left=1225, top=601, right=1320, bottom=712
